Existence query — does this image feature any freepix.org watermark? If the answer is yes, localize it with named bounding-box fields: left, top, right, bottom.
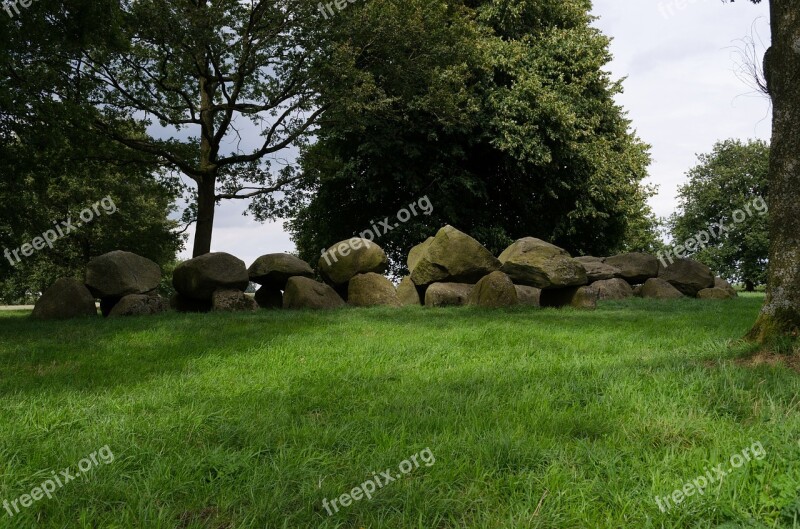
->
left=658, top=196, right=767, bottom=268
left=3, top=196, right=117, bottom=267
left=654, top=440, right=765, bottom=513
left=320, top=195, right=433, bottom=267
left=3, top=445, right=114, bottom=518
left=322, top=447, right=435, bottom=516
left=2, top=0, right=38, bottom=18
left=317, top=0, right=361, bottom=20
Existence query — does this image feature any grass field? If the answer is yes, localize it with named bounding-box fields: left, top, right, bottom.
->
left=0, top=294, right=799, bottom=528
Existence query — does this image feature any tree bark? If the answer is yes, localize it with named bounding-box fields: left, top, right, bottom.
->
left=192, top=33, right=218, bottom=258
left=747, top=0, right=800, bottom=344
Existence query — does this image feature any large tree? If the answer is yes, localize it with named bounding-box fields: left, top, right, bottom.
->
left=56, top=0, right=340, bottom=257
left=279, top=0, right=658, bottom=270
left=741, top=0, right=800, bottom=346
left=670, top=139, right=769, bottom=291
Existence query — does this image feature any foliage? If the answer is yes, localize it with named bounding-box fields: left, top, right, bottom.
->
left=279, top=0, right=659, bottom=271
left=670, top=139, right=769, bottom=290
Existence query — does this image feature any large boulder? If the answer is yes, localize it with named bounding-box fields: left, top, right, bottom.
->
left=468, top=271, right=518, bottom=308
left=499, top=238, right=587, bottom=289
left=212, top=289, right=259, bottom=312
left=698, top=287, right=737, bottom=300
left=658, top=258, right=714, bottom=297
left=396, top=277, right=421, bottom=306
left=283, top=277, right=346, bottom=310
left=85, top=251, right=161, bottom=298
left=640, top=278, right=685, bottom=299
left=248, top=253, right=313, bottom=289
left=348, top=273, right=401, bottom=307
left=173, top=253, right=249, bottom=300
left=603, top=253, right=659, bottom=284
left=424, top=283, right=473, bottom=307
left=407, top=238, right=434, bottom=274
left=32, top=278, right=97, bottom=320
left=540, top=286, right=598, bottom=310
left=574, top=256, right=620, bottom=283
left=318, top=238, right=388, bottom=286
left=592, top=278, right=634, bottom=301
left=514, top=285, right=541, bottom=307
left=254, top=286, right=283, bottom=309
left=410, top=226, right=500, bottom=287
left=714, top=277, right=738, bottom=298
left=108, top=294, right=168, bottom=317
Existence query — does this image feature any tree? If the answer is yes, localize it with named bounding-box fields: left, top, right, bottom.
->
left=53, top=0, right=340, bottom=257
left=670, top=139, right=769, bottom=291
left=739, top=0, right=800, bottom=345
left=280, top=0, right=658, bottom=271
left=0, top=1, right=184, bottom=301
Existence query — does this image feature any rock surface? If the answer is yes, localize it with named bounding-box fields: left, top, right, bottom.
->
left=499, top=238, right=587, bottom=289
left=32, top=278, right=97, bottom=320
left=424, top=283, right=473, bottom=307
left=108, top=294, right=168, bottom=317
left=592, top=278, right=634, bottom=300
left=697, top=287, right=737, bottom=300
left=604, top=253, right=659, bottom=284
left=248, top=253, right=313, bottom=289
left=212, top=289, right=258, bottom=312
left=468, top=271, right=518, bottom=308
left=410, top=226, right=500, bottom=286
left=640, top=278, right=685, bottom=299
left=396, top=277, right=421, bottom=306
left=714, top=277, right=738, bottom=298
left=85, top=250, right=161, bottom=298
left=658, top=258, right=714, bottom=297
left=283, top=277, right=346, bottom=310
left=574, top=256, right=619, bottom=282
left=407, top=238, right=434, bottom=274
left=348, top=273, right=401, bottom=307
left=318, top=239, right=388, bottom=286
left=514, top=285, right=541, bottom=307
left=173, top=253, right=249, bottom=300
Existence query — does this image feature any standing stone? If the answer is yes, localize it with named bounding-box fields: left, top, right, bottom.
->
left=539, top=286, right=598, bottom=310
left=424, top=283, right=473, bottom=307
left=283, top=277, right=346, bottom=310
left=410, top=226, right=500, bottom=287
left=173, top=253, right=249, bottom=300
left=499, top=238, right=587, bottom=289
left=640, top=278, right=685, bottom=299
left=468, top=271, right=518, bottom=308
left=254, top=286, right=283, bottom=309
left=348, top=273, right=401, bottom=307
left=248, top=253, right=313, bottom=289
left=592, top=278, right=634, bottom=300
left=32, top=278, right=97, bottom=320
left=318, top=238, right=388, bottom=286
left=604, top=253, right=659, bottom=284
left=85, top=251, right=161, bottom=298
left=396, top=277, right=421, bottom=306
left=658, top=258, right=715, bottom=297
left=514, top=285, right=541, bottom=307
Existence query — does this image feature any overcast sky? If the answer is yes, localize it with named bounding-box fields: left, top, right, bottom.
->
left=179, top=0, right=773, bottom=265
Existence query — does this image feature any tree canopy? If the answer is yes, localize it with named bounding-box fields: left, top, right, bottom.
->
left=279, top=0, right=659, bottom=271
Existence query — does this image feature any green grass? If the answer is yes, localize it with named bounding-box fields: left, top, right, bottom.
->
left=0, top=294, right=799, bottom=528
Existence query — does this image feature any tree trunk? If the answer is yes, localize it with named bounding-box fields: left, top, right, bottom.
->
left=193, top=176, right=216, bottom=257
left=745, top=280, right=755, bottom=292
left=747, top=0, right=800, bottom=344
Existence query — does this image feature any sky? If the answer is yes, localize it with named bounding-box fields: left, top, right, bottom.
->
left=179, top=0, right=773, bottom=265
